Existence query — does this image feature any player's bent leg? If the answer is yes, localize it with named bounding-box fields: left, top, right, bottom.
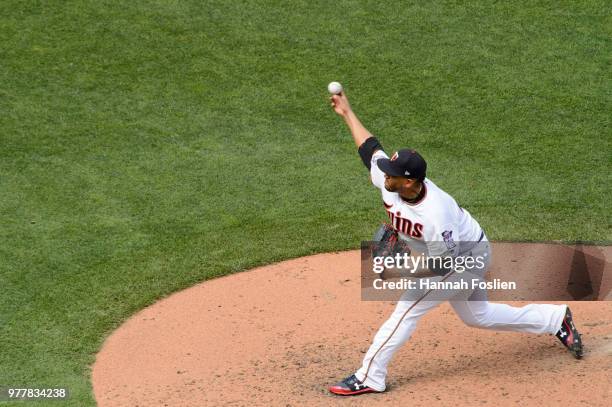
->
left=450, top=300, right=566, bottom=334
left=451, top=301, right=583, bottom=358
left=353, top=298, right=443, bottom=392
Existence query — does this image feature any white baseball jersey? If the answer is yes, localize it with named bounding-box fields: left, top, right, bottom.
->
left=370, top=150, right=483, bottom=256
left=353, top=147, right=568, bottom=394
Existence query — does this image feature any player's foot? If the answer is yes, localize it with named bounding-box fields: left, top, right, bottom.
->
left=328, top=374, right=381, bottom=396
left=555, top=306, right=583, bottom=359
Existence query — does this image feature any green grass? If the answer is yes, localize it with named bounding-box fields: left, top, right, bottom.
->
left=0, top=0, right=610, bottom=405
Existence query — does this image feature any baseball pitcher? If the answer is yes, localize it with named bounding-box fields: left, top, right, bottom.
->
left=327, top=89, right=583, bottom=396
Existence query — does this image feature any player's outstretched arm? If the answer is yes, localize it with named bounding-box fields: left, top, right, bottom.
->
left=330, top=92, right=374, bottom=148
left=329, top=90, right=386, bottom=179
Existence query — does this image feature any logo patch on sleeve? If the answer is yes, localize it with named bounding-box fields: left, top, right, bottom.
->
left=441, top=230, right=456, bottom=249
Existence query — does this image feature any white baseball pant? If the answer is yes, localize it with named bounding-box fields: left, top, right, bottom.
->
left=355, top=239, right=567, bottom=392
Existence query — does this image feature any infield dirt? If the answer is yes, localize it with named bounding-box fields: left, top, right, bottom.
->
left=92, top=244, right=611, bottom=406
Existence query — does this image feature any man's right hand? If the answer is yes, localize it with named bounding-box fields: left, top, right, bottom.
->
left=329, top=88, right=373, bottom=148
left=330, top=92, right=352, bottom=117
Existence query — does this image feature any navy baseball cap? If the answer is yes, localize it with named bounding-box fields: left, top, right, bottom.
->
left=377, top=149, right=427, bottom=179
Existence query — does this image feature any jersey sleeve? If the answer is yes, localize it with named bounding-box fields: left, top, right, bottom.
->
left=425, top=222, right=460, bottom=258
left=370, top=150, right=388, bottom=190
left=421, top=202, right=461, bottom=258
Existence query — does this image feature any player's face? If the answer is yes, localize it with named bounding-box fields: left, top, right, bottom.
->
left=384, top=174, right=404, bottom=192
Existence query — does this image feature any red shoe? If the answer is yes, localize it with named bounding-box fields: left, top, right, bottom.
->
left=555, top=306, right=583, bottom=359
left=329, top=374, right=381, bottom=396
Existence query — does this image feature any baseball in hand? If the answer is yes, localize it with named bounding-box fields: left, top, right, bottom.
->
left=327, top=81, right=343, bottom=95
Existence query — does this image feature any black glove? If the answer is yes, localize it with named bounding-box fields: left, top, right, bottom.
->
left=371, top=223, right=411, bottom=258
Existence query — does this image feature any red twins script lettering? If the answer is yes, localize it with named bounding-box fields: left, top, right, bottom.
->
left=385, top=209, right=423, bottom=238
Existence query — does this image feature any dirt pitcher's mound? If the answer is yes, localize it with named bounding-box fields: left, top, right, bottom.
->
left=92, top=244, right=612, bottom=406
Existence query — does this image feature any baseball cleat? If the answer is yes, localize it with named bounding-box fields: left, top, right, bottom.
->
left=555, top=306, right=583, bottom=359
left=329, top=374, right=381, bottom=396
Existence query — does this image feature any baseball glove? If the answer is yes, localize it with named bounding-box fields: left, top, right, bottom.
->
left=371, top=223, right=411, bottom=258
